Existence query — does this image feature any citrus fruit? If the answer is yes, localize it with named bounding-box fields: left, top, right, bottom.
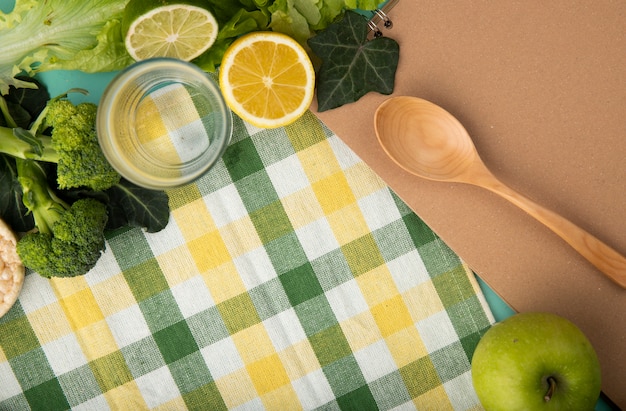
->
left=0, top=218, right=25, bottom=318
left=123, top=0, right=219, bottom=61
left=219, top=31, right=315, bottom=129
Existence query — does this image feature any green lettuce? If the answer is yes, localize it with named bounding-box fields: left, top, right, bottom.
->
left=200, top=0, right=272, bottom=23
left=268, top=0, right=379, bottom=46
left=345, top=0, right=380, bottom=10
left=194, top=4, right=270, bottom=72
left=0, top=0, right=133, bottom=95
left=0, top=0, right=385, bottom=89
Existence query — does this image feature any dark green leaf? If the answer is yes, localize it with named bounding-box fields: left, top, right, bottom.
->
left=105, top=180, right=170, bottom=233
left=0, top=155, right=34, bottom=232
left=5, top=77, right=50, bottom=128
left=4, top=102, right=31, bottom=129
left=56, top=185, right=109, bottom=206
left=308, top=11, right=400, bottom=112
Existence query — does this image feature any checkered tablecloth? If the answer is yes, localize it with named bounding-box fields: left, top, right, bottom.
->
left=134, top=83, right=213, bottom=165
left=0, top=110, right=494, bottom=410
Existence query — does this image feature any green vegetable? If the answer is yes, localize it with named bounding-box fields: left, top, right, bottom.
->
left=0, top=83, right=171, bottom=277
left=0, top=155, right=32, bottom=232
left=105, top=181, right=171, bottom=233
left=0, top=98, right=121, bottom=191
left=193, top=0, right=381, bottom=71
left=0, top=0, right=386, bottom=89
left=15, top=159, right=108, bottom=278
left=0, top=76, right=48, bottom=128
left=0, top=0, right=133, bottom=95
left=193, top=6, right=270, bottom=72
left=308, top=10, right=399, bottom=111
left=0, top=77, right=48, bottom=232
left=0, top=93, right=117, bottom=277
left=267, top=0, right=379, bottom=46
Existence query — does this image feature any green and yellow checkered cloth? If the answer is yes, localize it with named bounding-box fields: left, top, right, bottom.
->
left=134, top=83, right=213, bottom=165
left=0, top=110, right=494, bottom=410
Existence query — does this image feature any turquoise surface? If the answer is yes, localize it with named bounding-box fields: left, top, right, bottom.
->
left=0, top=0, right=13, bottom=12
left=475, top=276, right=516, bottom=322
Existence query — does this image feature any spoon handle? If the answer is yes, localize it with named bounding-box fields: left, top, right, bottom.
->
left=482, top=178, right=626, bottom=288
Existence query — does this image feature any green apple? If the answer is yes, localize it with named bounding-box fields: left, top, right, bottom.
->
left=471, top=312, right=601, bottom=411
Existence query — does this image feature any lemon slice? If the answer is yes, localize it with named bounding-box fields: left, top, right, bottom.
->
left=0, top=218, right=25, bottom=318
left=219, top=32, right=316, bottom=129
left=124, top=2, right=218, bottom=61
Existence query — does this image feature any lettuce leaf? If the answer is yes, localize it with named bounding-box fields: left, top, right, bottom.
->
left=0, top=0, right=133, bottom=95
left=193, top=7, right=270, bottom=72
left=200, top=0, right=272, bottom=22
left=0, top=0, right=386, bottom=90
left=345, top=0, right=380, bottom=10
left=267, top=0, right=379, bottom=46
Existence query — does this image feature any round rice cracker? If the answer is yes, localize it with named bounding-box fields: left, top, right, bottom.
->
left=0, top=218, right=25, bottom=318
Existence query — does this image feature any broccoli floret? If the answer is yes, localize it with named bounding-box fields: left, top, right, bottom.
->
left=15, top=159, right=108, bottom=278
left=0, top=98, right=120, bottom=191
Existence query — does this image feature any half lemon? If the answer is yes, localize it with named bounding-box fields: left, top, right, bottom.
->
left=219, top=31, right=316, bottom=129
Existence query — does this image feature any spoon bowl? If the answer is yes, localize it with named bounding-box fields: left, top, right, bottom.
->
left=375, top=96, right=479, bottom=182
left=374, top=96, right=626, bottom=288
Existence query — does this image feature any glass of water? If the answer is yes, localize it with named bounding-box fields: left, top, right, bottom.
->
left=97, top=58, right=232, bottom=190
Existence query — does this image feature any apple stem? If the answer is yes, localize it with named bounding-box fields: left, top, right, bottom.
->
left=544, top=376, right=557, bottom=402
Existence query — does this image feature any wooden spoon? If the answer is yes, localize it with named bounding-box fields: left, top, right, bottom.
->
left=374, top=96, right=626, bottom=288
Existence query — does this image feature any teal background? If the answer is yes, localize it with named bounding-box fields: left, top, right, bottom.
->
left=0, top=0, right=617, bottom=408
left=0, top=0, right=11, bottom=11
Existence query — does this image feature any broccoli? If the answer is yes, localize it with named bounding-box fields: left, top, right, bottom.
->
left=0, top=98, right=121, bottom=191
left=14, top=159, right=108, bottom=278
left=1, top=88, right=172, bottom=278
left=1, top=95, right=117, bottom=278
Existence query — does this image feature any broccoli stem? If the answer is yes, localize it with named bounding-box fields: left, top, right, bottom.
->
left=0, top=126, right=60, bottom=163
left=16, top=158, right=68, bottom=235
left=0, top=94, right=58, bottom=162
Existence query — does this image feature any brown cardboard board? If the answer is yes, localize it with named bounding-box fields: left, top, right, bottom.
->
left=313, top=1, right=626, bottom=407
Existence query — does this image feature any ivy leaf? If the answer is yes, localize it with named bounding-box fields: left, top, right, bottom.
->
left=308, top=10, right=400, bottom=112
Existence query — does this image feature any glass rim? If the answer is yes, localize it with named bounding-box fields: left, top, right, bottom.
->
left=96, top=58, right=233, bottom=190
